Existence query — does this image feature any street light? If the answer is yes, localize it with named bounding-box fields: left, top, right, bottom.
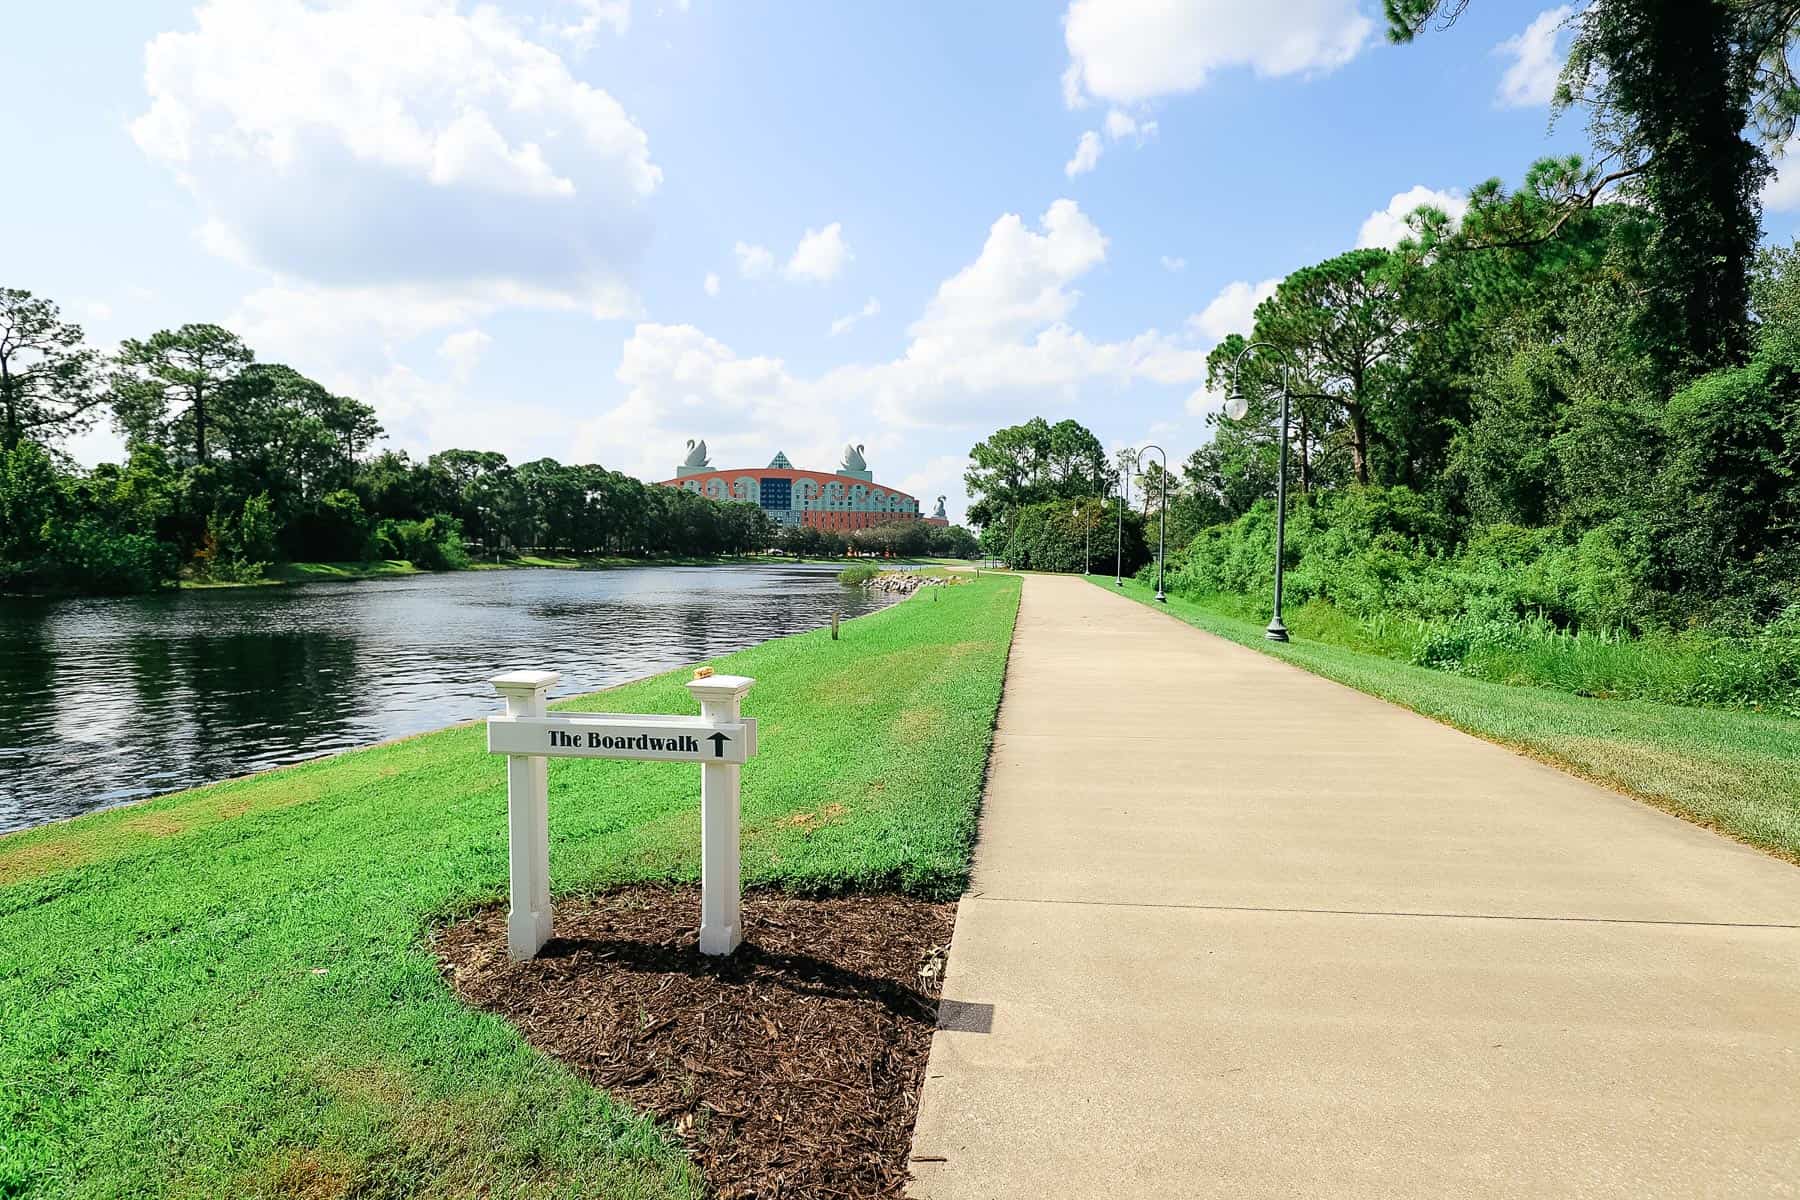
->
left=1138, top=443, right=1168, bottom=602
left=1227, top=341, right=1292, bottom=643
left=1115, top=447, right=1138, bottom=586
left=1072, top=502, right=1092, bottom=574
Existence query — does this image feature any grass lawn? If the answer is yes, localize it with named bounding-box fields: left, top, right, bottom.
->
left=271, top=559, right=425, bottom=582
left=0, top=574, right=1021, bottom=1200
left=1104, top=578, right=1800, bottom=865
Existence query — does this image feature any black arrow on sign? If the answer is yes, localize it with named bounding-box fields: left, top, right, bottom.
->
left=707, top=732, right=731, bottom=759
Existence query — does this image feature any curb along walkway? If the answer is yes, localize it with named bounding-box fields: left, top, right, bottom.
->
left=908, top=574, right=1800, bottom=1199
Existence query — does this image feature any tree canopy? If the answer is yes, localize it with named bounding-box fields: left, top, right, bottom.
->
left=963, top=416, right=1112, bottom=531
left=0, top=288, right=978, bottom=594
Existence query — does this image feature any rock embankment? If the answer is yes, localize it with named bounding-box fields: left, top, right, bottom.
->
left=867, top=572, right=960, bottom=595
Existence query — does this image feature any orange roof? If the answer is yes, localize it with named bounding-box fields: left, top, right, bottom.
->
left=659, top=467, right=918, bottom=505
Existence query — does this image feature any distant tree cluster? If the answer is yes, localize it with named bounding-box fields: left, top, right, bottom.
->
left=2, top=292, right=980, bottom=594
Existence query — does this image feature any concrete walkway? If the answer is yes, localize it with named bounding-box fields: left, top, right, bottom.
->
left=908, top=574, right=1800, bottom=1199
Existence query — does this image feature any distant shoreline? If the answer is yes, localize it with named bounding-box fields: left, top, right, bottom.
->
left=176, top=553, right=855, bottom=590
left=1, top=553, right=969, bottom=598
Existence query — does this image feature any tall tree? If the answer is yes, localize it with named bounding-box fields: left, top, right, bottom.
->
left=218, top=364, right=380, bottom=498
left=964, top=416, right=1111, bottom=530
left=0, top=289, right=103, bottom=451
left=1248, top=250, right=1415, bottom=485
left=113, top=324, right=254, bottom=464
left=1388, top=0, right=1774, bottom=377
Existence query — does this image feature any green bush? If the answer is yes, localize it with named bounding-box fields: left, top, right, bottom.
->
left=285, top=488, right=375, bottom=562
left=1003, top=498, right=1146, bottom=574
left=1, top=443, right=178, bottom=594
left=47, top=518, right=176, bottom=594
left=1166, top=486, right=1655, bottom=634
left=375, top=514, right=469, bottom=570
left=838, top=563, right=877, bottom=586
left=1156, top=485, right=1800, bottom=715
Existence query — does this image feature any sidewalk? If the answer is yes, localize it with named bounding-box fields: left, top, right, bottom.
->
left=908, top=574, right=1800, bottom=1199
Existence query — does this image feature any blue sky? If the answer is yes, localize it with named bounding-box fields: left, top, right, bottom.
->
left=8, top=1, right=1799, bottom=522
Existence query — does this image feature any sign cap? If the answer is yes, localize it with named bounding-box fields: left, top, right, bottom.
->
left=685, top=673, right=754, bottom=700
left=492, top=669, right=561, bottom=693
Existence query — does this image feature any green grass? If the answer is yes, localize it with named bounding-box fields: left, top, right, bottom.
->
left=0, top=574, right=1021, bottom=1200
left=269, top=559, right=425, bottom=583
left=1105, top=578, right=1800, bottom=864
left=1164, top=590, right=1800, bottom=717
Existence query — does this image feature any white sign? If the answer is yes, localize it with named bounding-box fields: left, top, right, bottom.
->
left=487, top=714, right=757, bottom=763
left=487, top=669, right=758, bottom=961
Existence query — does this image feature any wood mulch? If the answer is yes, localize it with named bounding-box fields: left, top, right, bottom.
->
left=434, top=887, right=957, bottom=1200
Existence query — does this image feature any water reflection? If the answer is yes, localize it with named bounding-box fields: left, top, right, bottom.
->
left=0, top=565, right=896, bottom=833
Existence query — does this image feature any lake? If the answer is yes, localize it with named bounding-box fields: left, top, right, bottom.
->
left=0, top=565, right=901, bottom=834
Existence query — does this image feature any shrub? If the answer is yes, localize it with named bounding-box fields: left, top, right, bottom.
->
left=376, top=514, right=469, bottom=570
left=1003, top=498, right=1146, bottom=574
left=285, top=489, right=375, bottom=562
left=48, top=518, right=177, bottom=594
left=838, top=564, right=877, bottom=586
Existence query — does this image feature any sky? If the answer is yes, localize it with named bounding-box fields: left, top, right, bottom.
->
left=8, top=0, right=1800, bottom=524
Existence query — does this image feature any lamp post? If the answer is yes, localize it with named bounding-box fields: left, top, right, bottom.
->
left=1072, top=502, right=1092, bottom=574
left=1115, top=447, right=1138, bottom=586
left=1226, top=341, right=1292, bottom=642
left=1138, top=443, right=1168, bottom=602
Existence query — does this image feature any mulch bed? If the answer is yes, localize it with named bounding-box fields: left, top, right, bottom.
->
left=434, top=887, right=957, bottom=1200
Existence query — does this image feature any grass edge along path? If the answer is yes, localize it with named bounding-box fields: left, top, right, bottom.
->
left=1100, top=577, right=1800, bottom=866
left=0, top=573, right=1021, bottom=1200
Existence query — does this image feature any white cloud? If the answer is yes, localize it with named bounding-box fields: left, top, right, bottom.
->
left=785, top=222, right=851, bottom=282
left=134, top=0, right=659, bottom=322
left=1190, top=277, right=1279, bottom=343
left=1064, top=130, right=1103, bottom=177
left=1061, top=62, right=1089, bottom=110
left=1062, top=0, right=1374, bottom=107
left=703, top=271, right=720, bottom=296
left=1495, top=6, right=1571, bottom=109
left=575, top=199, right=1215, bottom=482
left=1766, top=138, right=1800, bottom=212
left=830, top=297, right=881, bottom=336
left=1160, top=255, right=1187, bottom=273
left=1356, top=185, right=1469, bottom=249
left=909, top=199, right=1107, bottom=350
left=1103, top=109, right=1157, bottom=143
left=734, top=241, right=775, bottom=279
left=438, top=328, right=492, bottom=381
left=555, top=0, right=630, bottom=48
left=224, top=277, right=625, bottom=386
left=1185, top=386, right=1226, bottom=416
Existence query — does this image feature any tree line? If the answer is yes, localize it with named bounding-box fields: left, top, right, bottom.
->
left=0, top=294, right=974, bottom=594
left=969, top=1, right=1800, bottom=637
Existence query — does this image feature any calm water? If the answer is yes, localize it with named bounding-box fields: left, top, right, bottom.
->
left=0, top=565, right=899, bottom=834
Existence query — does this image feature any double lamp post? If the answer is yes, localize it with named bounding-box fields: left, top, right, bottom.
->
left=1112, top=444, right=1167, bottom=603
left=1226, top=340, right=1293, bottom=642
left=1101, top=349, right=1289, bottom=635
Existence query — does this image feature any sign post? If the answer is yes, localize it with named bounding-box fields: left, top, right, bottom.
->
left=487, top=670, right=758, bottom=961
left=687, top=673, right=753, bottom=955
left=492, top=670, right=557, bottom=962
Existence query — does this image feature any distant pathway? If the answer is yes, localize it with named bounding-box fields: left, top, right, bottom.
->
left=908, top=574, right=1800, bottom=1199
